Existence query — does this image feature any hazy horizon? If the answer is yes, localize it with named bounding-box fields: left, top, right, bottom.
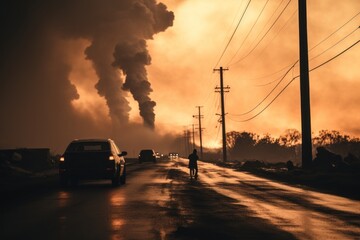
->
left=1, top=0, right=359, bottom=154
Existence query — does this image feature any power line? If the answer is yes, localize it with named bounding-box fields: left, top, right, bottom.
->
left=230, top=40, right=360, bottom=122
left=226, top=0, right=269, bottom=66
left=309, top=39, right=359, bottom=72
left=229, top=28, right=358, bottom=119
left=205, top=119, right=221, bottom=150
left=309, top=11, right=360, bottom=51
left=309, top=26, right=359, bottom=61
left=230, top=60, right=298, bottom=116
left=252, top=10, right=360, bottom=74
left=248, top=61, right=298, bottom=83
left=202, top=83, right=223, bottom=145
left=247, top=0, right=286, bottom=50
left=202, top=72, right=218, bottom=106
left=214, top=0, right=252, bottom=68
left=214, top=121, right=222, bottom=144
left=250, top=8, right=297, bottom=64
left=254, top=25, right=358, bottom=87
left=212, top=0, right=245, bottom=68
left=241, top=11, right=360, bottom=82
left=231, top=0, right=293, bottom=65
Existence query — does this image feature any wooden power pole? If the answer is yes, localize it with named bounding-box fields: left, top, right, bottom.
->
left=192, top=124, right=196, bottom=150
left=298, top=0, right=313, bottom=168
left=193, top=106, right=204, bottom=159
left=214, top=67, right=229, bottom=162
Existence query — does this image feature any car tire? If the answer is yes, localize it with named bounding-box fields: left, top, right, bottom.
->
left=120, top=166, right=126, bottom=185
left=112, top=166, right=120, bottom=187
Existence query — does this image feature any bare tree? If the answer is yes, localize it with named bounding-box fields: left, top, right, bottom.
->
left=279, top=129, right=301, bottom=147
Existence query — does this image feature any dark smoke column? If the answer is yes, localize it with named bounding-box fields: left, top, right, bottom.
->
left=110, top=1, right=174, bottom=129
left=86, top=40, right=131, bottom=125
left=58, top=0, right=173, bottom=129
left=113, top=40, right=156, bottom=129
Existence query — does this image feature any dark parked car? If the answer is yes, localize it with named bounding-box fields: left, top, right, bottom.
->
left=59, top=139, right=127, bottom=186
left=138, top=149, right=156, bottom=163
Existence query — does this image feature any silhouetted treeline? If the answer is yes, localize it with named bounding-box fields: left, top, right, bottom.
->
left=225, top=129, right=360, bottom=164
left=313, top=130, right=360, bottom=157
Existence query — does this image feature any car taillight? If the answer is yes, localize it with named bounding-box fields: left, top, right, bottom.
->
left=60, top=156, right=65, bottom=162
left=109, top=155, right=115, bottom=160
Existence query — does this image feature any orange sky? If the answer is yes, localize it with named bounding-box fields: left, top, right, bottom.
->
left=140, top=0, right=359, bottom=148
left=68, top=0, right=360, bottom=149
left=1, top=0, right=358, bottom=153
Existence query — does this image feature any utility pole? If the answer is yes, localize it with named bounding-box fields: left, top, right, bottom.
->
left=192, top=124, right=196, bottom=150
left=183, top=129, right=191, bottom=156
left=183, top=130, right=188, bottom=156
left=298, top=0, right=312, bottom=168
left=214, top=67, right=229, bottom=162
left=193, top=106, right=204, bottom=159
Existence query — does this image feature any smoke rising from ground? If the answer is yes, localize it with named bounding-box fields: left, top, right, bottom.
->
left=113, top=40, right=156, bottom=129
left=0, top=0, right=174, bottom=152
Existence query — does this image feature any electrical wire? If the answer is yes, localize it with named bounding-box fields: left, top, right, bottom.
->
left=245, top=13, right=359, bottom=85
left=230, top=39, right=360, bottom=122
left=213, top=0, right=252, bottom=68
left=226, top=0, right=269, bottom=66
left=251, top=8, right=297, bottom=63
left=309, top=11, right=360, bottom=51
left=310, top=26, right=359, bottom=61
left=214, top=0, right=246, bottom=64
left=230, top=60, right=298, bottom=116
left=246, top=0, right=286, bottom=52
left=213, top=121, right=222, bottom=146
left=231, top=0, right=293, bottom=65
left=248, top=61, right=298, bottom=82
left=202, top=72, right=218, bottom=106
left=203, top=92, right=219, bottom=132
left=309, top=39, right=359, bottom=72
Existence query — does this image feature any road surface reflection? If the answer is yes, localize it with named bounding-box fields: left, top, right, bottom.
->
left=174, top=158, right=360, bottom=240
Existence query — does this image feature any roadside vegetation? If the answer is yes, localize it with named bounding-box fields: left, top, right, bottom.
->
left=1, top=129, right=359, bottom=199
left=202, top=129, right=360, bottom=199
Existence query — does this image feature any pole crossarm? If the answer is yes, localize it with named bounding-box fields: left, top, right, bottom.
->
left=215, top=86, right=230, bottom=93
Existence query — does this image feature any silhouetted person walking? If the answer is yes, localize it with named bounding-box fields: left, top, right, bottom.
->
left=188, top=149, right=199, bottom=179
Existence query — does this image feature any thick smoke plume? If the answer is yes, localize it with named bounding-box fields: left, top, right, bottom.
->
left=113, top=40, right=156, bottom=129
left=4, top=0, right=173, bottom=128
left=0, top=0, right=174, bottom=151
left=74, top=0, right=173, bottom=128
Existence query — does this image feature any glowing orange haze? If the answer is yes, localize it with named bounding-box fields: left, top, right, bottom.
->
left=69, top=0, right=360, bottom=148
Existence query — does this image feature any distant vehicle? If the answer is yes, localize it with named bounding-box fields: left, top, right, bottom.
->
left=155, top=152, right=165, bottom=159
left=59, top=139, right=127, bottom=186
left=138, top=149, right=156, bottom=163
left=169, top=152, right=179, bottom=159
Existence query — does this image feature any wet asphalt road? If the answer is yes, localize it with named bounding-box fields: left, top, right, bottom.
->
left=0, top=158, right=359, bottom=240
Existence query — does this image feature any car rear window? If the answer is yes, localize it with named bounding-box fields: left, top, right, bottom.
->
left=66, top=142, right=110, bottom=152
left=140, top=150, right=154, bottom=155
